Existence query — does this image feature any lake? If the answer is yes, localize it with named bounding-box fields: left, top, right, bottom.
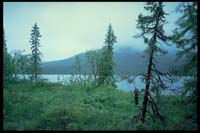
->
left=17, top=74, right=189, bottom=95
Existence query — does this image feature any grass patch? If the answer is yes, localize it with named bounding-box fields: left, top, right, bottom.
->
left=3, top=80, right=197, bottom=130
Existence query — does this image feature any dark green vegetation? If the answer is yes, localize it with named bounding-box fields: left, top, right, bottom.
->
left=3, top=2, right=197, bottom=131
left=3, top=80, right=197, bottom=130
left=97, top=24, right=116, bottom=86
left=3, top=29, right=13, bottom=88
left=29, top=23, right=42, bottom=82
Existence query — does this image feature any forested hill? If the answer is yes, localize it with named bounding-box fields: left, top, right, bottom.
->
left=41, top=46, right=183, bottom=75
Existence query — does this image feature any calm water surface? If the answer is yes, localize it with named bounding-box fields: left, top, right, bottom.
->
left=18, top=74, right=189, bottom=95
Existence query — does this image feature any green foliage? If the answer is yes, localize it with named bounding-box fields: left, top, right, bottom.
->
left=18, top=53, right=32, bottom=78
left=97, top=23, right=117, bottom=87
left=171, top=3, right=197, bottom=125
left=85, top=49, right=101, bottom=81
left=73, top=54, right=81, bottom=74
left=3, top=80, right=197, bottom=130
left=30, top=22, right=42, bottom=82
left=3, top=52, right=13, bottom=88
left=136, top=2, right=169, bottom=54
left=3, top=30, right=14, bottom=88
left=3, top=2, right=197, bottom=131
left=10, top=50, right=32, bottom=79
left=135, top=2, right=171, bottom=123
left=172, top=2, right=197, bottom=77
left=3, top=89, right=14, bottom=121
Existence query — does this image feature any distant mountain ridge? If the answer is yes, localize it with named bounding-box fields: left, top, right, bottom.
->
left=41, top=46, right=183, bottom=75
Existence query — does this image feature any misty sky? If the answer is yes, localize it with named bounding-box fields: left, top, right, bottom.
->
left=3, top=2, right=181, bottom=62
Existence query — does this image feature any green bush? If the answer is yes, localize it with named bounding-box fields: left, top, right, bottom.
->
left=3, top=80, right=197, bottom=130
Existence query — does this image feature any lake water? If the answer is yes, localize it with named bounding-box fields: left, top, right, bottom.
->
left=17, top=74, right=189, bottom=95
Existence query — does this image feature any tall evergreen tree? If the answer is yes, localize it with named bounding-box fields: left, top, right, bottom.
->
left=29, top=23, right=42, bottom=82
left=172, top=2, right=197, bottom=94
left=3, top=30, right=13, bottom=88
left=171, top=2, right=197, bottom=126
left=97, top=23, right=117, bottom=86
left=135, top=2, right=170, bottom=123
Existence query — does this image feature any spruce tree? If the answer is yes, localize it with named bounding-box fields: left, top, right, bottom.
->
left=171, top=2, right=197, bottom=125
left=3, top=30, right=13, bottom=88
left=135, top=2, right=170, bottom=123
left=97, top=23, right=117, bottom=86
left=29, top=23, right=42, bottom=82
left=172, top=2, right=197, bottom=94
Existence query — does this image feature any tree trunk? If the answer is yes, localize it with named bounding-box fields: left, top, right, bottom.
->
left=141, top=50, right=154, bottom=123
left=35, top=73, right=37, bottom=82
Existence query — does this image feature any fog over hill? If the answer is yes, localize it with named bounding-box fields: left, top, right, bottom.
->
left=41, top=45, right=183, bottom=75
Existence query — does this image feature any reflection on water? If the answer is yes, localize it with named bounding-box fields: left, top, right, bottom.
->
left=17, top=74, right=190, bottom=95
